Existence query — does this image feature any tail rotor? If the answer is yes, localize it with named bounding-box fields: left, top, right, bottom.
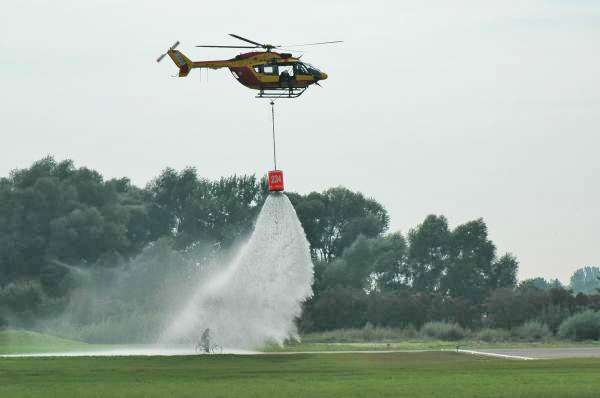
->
left=156, top=41, right=180, bottom=63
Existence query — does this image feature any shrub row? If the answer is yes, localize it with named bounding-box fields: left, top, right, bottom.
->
left=304, top=311, right=600, bottom=342
left=421, top=321, right=465, bottom=341
left=303, top=324, right=417, bottom=343
left=558, top=310, right=600, bottom=340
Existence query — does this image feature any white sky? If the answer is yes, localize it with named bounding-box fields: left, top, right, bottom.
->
left=2, top=0, right=599, bottom=283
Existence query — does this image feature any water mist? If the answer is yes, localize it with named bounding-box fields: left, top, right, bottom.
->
left=160, top=193, right=314, bottom=349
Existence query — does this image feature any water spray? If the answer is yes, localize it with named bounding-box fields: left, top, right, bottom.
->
left=161, top=194, right=314, bottom=349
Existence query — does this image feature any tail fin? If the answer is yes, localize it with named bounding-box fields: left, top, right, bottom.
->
left=168, top=50, right=193, bottom=77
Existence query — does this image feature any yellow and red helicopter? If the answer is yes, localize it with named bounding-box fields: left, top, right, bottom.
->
left=156, top=34, right=342, bottom=98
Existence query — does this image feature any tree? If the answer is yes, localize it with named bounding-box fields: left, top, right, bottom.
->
left=366, top=289, right=423, bottom=328
left=144, top=167, right=205, bottom=238
left=407, top=215, right=451, bottom=293
left=306, top=286, right=369, bottom=330
left=569, top=266, right=600, bottom=294
left=146, top=168, right=263, bottom=248
left=519, top=277, right=563, bottom=290
left=318, top=232, right=409, bottom=292
left=405, top=216, right=517, bottom=303
left=288, top=187, right=389, bottom=262
left=443, top=219, right=496, bottom=302
left=371, top=232, right=410, bottom=291
left=324, top=236, right=374, bottom=289
left=0, top=156, right=158, bottom=319
left=286, top=191, right=325, bottom=260
left=202, top=175, right=265, bottom=246
left=0, top=157, right=151, bottom=277
left=485, top=287, right=547, bottom=329
left=488, top=254, right=519, bottom=290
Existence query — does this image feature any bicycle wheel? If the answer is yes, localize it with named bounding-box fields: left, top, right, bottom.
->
left=210, top=344, right=222, bottom=354
left=195, top=343, right=202, bottom=354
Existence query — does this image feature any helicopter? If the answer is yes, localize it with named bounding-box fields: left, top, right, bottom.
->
left=156, top=34, right=342, bottom=98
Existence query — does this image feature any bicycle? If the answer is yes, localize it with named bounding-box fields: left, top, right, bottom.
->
left=195, top=342, right=223, bottom=354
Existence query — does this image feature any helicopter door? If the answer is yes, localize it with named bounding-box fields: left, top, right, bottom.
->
left=278, top=65, right=295, bottom=86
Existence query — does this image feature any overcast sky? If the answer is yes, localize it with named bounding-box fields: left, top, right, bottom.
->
left=2, top=0, right=599, bottom=283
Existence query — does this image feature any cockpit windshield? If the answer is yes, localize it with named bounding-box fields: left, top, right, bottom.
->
left=304, top=63, right=321, bottom=73
left=296, top=62, right=320, bottom=75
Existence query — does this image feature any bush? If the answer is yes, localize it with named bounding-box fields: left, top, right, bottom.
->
left=308, top=286, right=368, bottom=330
left=360, top=323, right=417, bottom=341
left=401, top=324, right=418, bottom=338
left=514, top=320, right=552, bottom=341
left=558, top=310, right=600, bottom=341
left=361, top=322, right=377, bottom=341
left=0, top=281, right=46, bottom=327
left=421, top=321, right=465, bottom=341
left=302, top=325, right=418, bottom=343
left=366, top=291, right=426, bottom=329
left=539, top=305, right=571, bottom=334
left=477, top=328, right=510, bottom=342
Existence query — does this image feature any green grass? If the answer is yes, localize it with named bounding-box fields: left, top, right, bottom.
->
left=264, top=339, right=600, bottom=352
left=263, top=340, right=456, bottom=352
left=3, top=329, right=600, bottom=397
left=3, top=329, right=600, bottom=356
left=1, top=352, right=600, bottom=397
left=300, top=327, right=600, bottom=346
left=0, top=329, right=103, bottom=354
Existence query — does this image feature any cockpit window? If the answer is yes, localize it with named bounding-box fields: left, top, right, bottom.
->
left=296, top=62, right=319, bottom=75
left=295, top=63, right=310, bottom=75
left=304, top=63, right=321, bottom=73
left=254, top=64, right=278, bottom=75
left=262, top=65, right=277, bottom=75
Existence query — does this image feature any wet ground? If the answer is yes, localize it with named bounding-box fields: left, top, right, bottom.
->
left=0, top=345, right=257, bottom=357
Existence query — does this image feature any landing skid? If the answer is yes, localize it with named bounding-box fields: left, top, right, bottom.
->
left=256, top=87, right=308, bottom=99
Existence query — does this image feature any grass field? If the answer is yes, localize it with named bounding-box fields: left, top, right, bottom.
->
left=2, top=329, right=600, bottom=355
left=0, top=329, right=105, bottom=354
left=2, top=330, right=600, bottom=397
left=263, top=339, right=600, bottom=352
left=2, top=352, right=600, bottom=397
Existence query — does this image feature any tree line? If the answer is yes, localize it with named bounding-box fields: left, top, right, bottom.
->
left=0, top=157, right=598, bottom=335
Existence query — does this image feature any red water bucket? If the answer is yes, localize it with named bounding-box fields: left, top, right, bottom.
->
left=268, top=170, right=284, bottom=192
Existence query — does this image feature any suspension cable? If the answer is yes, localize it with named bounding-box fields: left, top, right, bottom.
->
left=270, top=100, right=277, bottom=170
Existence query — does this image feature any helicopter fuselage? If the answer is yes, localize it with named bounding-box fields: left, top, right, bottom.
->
left=167, top=49, right=327, bottom=95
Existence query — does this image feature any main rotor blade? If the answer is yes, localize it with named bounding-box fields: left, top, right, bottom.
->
left=279, top=40, right=344, bottom=47
left=229, top=34, right=263, bottom=47
left=195, top=45, right=258, bottom=48
left=156, top=53, right=167, bottom=63
left=276, top=48, right=305, bottom=53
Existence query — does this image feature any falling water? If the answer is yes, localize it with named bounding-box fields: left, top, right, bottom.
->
left=160, top=193, right=314, bottom=349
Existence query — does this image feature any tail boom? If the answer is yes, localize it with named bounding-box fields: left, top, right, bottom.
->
left=168, top=50, right=232, bottom=77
